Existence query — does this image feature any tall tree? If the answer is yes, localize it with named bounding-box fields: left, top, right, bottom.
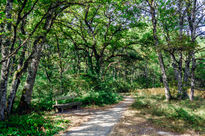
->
left=146, top=0, right=171, bottom=101
left=57, top=2, right=141, bottom=76
left=0, top=0, right=13, bottom=121
left=186, top=0, right=205, bottom=100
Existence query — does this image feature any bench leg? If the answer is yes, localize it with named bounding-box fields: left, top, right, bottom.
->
left=54, top=107, right=58, bottom=113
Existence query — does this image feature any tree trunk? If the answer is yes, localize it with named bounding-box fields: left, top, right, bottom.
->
left=0, top=55, right=10, bottom=120
left=183, top=55, right=191, bottom=97
left=0, top=37, right=11, bottom=120
left=7, top=74, right=20, bottom=114
left=0, top=0, right=13, bottom=121
left=17, top=45, right=42, bottom=113
left=148, top=0, right=171, bottom=100
left=186, top=0, right=197, bottom=100
left=7, top=46, right=27, bottom=115
left=157, top=52, right=171, bottom=100
left=172, top=62, right=179, bottom=84
left=190, top=52, right=196, bottom=101
left=178, top=52, right=188, bottom=99
left=177, top=0, right=188, bottom=99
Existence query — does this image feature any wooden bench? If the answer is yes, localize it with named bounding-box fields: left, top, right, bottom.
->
left=53, top=96, right=82, bottom=113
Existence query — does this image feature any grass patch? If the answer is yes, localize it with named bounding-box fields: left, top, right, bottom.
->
left=0, top=112, right=70, bottom=136
left=132, top=92, right=205, bottom=134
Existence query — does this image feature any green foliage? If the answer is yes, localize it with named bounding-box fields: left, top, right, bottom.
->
left=108, top=79, right=132, bottom=92
left=33, top=96, right=54, bottom=111
left=32, top=72, right=124, bottom=109
left=195, top=59, right=205, bottom=88
left=0, top=112, right=69, bottom=136
left=82, top=91, right=122, bottom=106
left=170, top=107, right=198, bottom=124
left=134, top=77, right=153, bottom=89
left=132, top=98, right=149, bottom=109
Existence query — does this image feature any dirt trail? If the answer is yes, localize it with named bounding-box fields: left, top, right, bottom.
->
left=60, top=96, right=134, bottom=136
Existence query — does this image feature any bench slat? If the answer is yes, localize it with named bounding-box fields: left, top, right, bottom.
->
left=53, top=102, right=82, bottom=107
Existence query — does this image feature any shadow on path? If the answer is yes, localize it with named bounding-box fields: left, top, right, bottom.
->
left=61, top=96, right=134, bottom=136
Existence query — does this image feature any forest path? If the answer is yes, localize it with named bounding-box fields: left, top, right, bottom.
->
left=61, top=96, right=134, bottom=136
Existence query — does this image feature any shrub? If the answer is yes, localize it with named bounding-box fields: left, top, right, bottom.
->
left=82, top=91, right=122, bottom=106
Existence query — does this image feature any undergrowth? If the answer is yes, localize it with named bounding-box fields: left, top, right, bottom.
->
left=1, top=75, right=124, bottom=136
left=82, top=91, right=123, bottom=106
left=0, top=112, right=69, bottom=136
left=0, top=91, right=122, bottom=136
left=56, top=91, right=122, bottom=106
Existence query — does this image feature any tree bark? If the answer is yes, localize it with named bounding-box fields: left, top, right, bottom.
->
left=186, top=0, right=198, bottom=100
left=177, top=0, right=188, bottom=99
left=0, top=51, right=10, bottom=120
left=17, top=43, right=42, bottom=113
left=7, top=46, right=27, bottom=115
left=183, top=55, right=191, bottom=92
left=0, top=0, right=13, bottom=121
left=172, top=62, right=179, bottom=84
left=178, top=52, right=187, bottom=98
left=157, top=52, right=171, bottom=100
left=190, top=52, right=196, bottom=101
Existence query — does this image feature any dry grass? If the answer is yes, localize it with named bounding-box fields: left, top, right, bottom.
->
left=109, top=109, right=163, bottom=136
left=133, top=88, right=205, bottom=98
left=134, top=88, right=165, bottom=96
left=110, top=88, right=205, bottom=136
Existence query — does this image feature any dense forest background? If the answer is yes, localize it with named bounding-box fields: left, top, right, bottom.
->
left=0, top=0, right=204, bottom=126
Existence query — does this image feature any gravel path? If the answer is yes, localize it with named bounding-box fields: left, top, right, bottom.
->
left=61, top=96, right=134, bottom=136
